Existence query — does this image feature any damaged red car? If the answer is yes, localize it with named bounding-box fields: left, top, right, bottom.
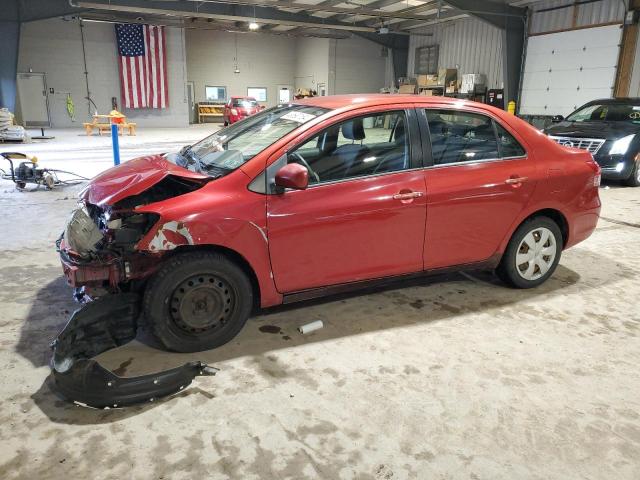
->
left=58, top=95, right=601, bottom=353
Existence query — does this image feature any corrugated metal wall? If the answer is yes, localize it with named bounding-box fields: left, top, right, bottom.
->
left=529, top=0, right=626, bottom=35
left=408, top=16, right=504, bottom=89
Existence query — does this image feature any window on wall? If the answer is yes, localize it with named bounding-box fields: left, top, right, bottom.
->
left=414, top=45, right=439, bottom=75
left=288, top=111, right=410, bottom=184
left=247, top=87, right=267, bottom=102
left=205, top=86, right=226, bottom=102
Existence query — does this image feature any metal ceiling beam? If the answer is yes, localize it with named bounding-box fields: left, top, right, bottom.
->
left=154, top=0, right=455, bottom=23
left=75, top=0, right=379, bottom=32
left=329, top=0, right=439, bottom=23
left=391, top=8, right=465, bottom=30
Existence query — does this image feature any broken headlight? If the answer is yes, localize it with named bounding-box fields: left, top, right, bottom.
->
left=64, top=206, right=104, bottom=258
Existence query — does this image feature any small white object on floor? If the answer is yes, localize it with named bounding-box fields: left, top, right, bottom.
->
left=298, top=320, right=323, bottom=334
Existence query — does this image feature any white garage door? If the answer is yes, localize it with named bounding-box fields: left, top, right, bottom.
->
left=519, top=24, right=623, bottom=116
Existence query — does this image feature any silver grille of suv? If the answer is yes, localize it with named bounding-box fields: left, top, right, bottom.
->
left=548, top=135, right=606, bottom=155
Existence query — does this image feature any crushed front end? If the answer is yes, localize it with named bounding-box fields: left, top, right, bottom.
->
left=57, top=202, right=161, bottom=298
left=57, top=168, right=209, bottom=299
left=51, top=156, right=215, bottom=407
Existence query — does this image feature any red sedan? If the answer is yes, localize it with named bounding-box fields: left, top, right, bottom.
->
left=223, top=96, right=261, bottom=125
left=59, top=95, right=601, bottom=352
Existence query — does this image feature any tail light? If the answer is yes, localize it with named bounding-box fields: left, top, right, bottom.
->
left=593, top=173, right=601, bottom=187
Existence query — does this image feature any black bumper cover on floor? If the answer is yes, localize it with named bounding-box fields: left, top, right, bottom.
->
left=50, top=293, right=217, bottom=408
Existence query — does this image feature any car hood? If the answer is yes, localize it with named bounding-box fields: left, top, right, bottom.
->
left=544, top=121, right=640, bottom=139
left=81, top=154, right=209, bottom=207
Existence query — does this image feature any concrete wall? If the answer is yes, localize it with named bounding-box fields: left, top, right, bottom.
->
left=17, top=18, right=188, bottom=128
left=186, top=29, right=296, bottom=107
left=330, top=36, right=388, bottom=94
left=294, top=37, right=330, bottom=94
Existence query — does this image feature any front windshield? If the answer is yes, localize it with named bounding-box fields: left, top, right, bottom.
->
left=174, top=104, right=328, bottom=176
left=566, top=103, right=640, bottom=123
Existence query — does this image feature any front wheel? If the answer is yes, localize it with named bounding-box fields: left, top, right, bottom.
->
left=624, top=161, right=640, bottom=187
left=496, top=216, right=562, bottom=289
left=143, top=251, right=253, bottom=352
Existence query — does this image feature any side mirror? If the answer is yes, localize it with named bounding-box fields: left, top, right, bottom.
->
left=274, top=163, right=309, bottom=191
left=551, top=115, right=564, bottom=123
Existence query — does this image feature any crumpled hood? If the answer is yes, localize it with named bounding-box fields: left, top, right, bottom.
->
left=81, top=155, right=209, bottom=207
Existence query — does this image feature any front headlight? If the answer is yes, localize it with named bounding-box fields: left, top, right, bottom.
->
left=609, top=134, right=635, bottom=155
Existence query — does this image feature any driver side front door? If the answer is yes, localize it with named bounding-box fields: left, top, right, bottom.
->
left=266, top=108, right=427, bottom=293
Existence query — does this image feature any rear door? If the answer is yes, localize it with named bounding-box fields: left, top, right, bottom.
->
left=419, top=108, right=538, bottom=269
left=267, top=108, right=427, bottom=293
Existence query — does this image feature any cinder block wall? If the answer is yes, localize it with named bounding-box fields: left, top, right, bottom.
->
left=18, top=18, right=189, bottom=128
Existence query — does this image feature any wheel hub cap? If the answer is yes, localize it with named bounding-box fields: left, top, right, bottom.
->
left=170, top=275, right=233, bottom=333
left=515, top=227, right=557, bottom=281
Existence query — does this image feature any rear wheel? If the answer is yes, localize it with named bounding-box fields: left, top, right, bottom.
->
left=143, top=251, right=253, bottom=352
left=496, top=216, right=562, bottom=289
left=624, top=160, right=640, bottom=187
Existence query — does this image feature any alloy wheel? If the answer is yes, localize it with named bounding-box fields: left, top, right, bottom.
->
left=515, top=227, right=557, bottom=281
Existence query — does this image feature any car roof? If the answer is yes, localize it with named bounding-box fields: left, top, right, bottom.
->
left=231, top=96, right=256, bottom=100
left=293, top=93, right=487, bottom=111
left=584, top=97, right=640, bottom=105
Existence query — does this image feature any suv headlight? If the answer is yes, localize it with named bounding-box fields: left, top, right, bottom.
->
left=609, top=134, right=635, bottom=155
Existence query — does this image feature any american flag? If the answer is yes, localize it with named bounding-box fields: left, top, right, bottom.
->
left=115, top=24, right=168, bottom=109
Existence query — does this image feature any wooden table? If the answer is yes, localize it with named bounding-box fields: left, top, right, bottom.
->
left=83, top=114, right=137, bottom=136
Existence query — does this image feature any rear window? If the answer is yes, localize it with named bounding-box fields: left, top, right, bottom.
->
left=232, top=98, right=258, bottom=108
left=425, top=109, right=526, bottom=165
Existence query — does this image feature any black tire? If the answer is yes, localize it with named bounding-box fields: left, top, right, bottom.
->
left=143, top=251, right=253, bottom=352
left=496, top=216, right=562, bottom=289
left=624, top=161, right=640, bottom=187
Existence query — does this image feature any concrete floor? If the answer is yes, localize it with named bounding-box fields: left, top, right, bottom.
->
left=0, top=127, right=639, bottom=479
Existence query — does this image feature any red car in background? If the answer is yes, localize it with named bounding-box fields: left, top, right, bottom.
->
left=223, top=96, right=261, bottom=125
left=59, top=95, right=601, bottom=353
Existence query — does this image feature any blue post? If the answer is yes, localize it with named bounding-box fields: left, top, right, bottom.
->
left=111, top=123, right=120, bottom=166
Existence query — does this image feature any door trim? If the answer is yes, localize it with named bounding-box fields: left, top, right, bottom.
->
left=282, top=253, right=502, bottom=304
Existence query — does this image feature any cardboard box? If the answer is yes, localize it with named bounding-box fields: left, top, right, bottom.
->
left=420, top=89, right=435, bottom=96
left=398, top=84, right=417, bottom=94
left=460, top=73, right=487, bottom=94
left=417, top=74, right=439, bottom=87
left=437, top=68, right=457, bottom=87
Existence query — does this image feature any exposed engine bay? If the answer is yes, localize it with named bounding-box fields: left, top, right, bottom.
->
left=52, top=170, right=214, bottom=407
left=58, top=174, right=207, bottom=298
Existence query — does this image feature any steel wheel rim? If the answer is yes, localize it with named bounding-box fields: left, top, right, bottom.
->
left=170, top=275, right=234, bottom=333
left=515, top=227, right=557, bottom=281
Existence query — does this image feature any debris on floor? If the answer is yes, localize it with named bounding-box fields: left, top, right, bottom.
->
left=0, top=108, right=26, bottom=142
left=50, top=293, right=218, bottom=408
left=298, top=320, right=323, bottom=334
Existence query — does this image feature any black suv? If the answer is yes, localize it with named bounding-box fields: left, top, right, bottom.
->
left=544, top=98, right=640, bottom=187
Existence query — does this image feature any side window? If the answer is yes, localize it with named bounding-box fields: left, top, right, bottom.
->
left=495, top=122, right=526, bottom=158
left=288, top=111, right=409, bottom=184
left=425, top=109, right=499, bottom=165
